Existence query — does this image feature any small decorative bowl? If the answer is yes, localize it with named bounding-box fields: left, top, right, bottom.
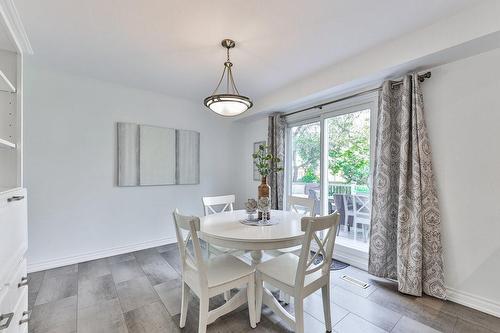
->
left=244, top=199, right=258, bottom=220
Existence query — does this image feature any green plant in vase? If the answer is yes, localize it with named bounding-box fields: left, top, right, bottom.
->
left=252, top=144, right=283, bottom=219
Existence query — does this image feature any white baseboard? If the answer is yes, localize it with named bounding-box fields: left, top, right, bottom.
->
left=27, top=237, right=177, bottom=273
left=332, top=246, right=500, bottom=318
left=446, top=286, right=500, bottom=318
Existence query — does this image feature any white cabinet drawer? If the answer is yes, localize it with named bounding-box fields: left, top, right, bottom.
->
left=0, top=259, right=27, bottom=333
left=0, top=189, right=27, bottom=286
left=6, top=259, right=27, bottom=315
left=0, top=289, right=28, bottom=333
left=12, top=289, right=28, bottom=333
left=0, top=293, right=13, bottom=332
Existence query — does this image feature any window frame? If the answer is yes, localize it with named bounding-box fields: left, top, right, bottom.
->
left=284, top=91, right=378, bottom=269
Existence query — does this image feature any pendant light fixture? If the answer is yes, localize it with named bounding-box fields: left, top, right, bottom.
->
left=204, top=39, right=253, bottom=117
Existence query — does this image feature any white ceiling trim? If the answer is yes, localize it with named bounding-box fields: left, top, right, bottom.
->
left=0, top=0, right=32, bottom=54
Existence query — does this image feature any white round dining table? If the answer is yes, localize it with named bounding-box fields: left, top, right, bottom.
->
left=200, top=209, right=304, bottom=266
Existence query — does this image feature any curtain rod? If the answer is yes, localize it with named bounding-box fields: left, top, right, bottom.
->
left=284, top=71, right=431, bottom=118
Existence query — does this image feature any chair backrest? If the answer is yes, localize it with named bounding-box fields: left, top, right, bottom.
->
left=333, top=195, right=345, bottom=216
left=304, top=183, right=320, bottom=195
left=288, top=196, right=315, bottom=217
left=172, top=209, right=207, bottom=285
left=307, top=189, right=320, bottom=216
left=202, top=194, right=235, bottom=216
left=295, top=213, right=340, bottom=289
left=353, top=195, right=370, bottom=220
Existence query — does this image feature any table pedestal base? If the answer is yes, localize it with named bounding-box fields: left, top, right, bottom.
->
left=250, top=250, right=263, bottom=266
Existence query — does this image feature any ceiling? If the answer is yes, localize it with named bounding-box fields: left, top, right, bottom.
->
left=16, top=0, right=481, bottom=103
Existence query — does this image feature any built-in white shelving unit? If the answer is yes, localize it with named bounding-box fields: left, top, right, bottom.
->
left=0, top=68, right=15, bottom=92
left=0, top=137, right=15, bottom=149
left=0, top=1, right=32, bottom=332
left=0, top=0, right=31, bottom=192
left=0, top=67, right=17, bottom=153
left=0, top=55, right=19, bottom=189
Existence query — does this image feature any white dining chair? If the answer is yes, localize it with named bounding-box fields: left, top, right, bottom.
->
left=287, top=195, right=316, bottom=217
left=275, top=196, right=315, bottom=257
left=173, top=209, right=257, bottom=333
left=274, top=196, right=315, bottom=303
left=352, top=194, right=371, bottom=242
left=202, top=194, right=235, bottom=216
left=201, top=195, right=238, bottom=256
left=255, top=213, right=340, bottom=333
left=202, top=194, right=241, bottom=301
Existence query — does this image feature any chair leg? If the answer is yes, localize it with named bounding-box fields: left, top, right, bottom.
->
left=224, top=290, right=231, bottom=302
left=255, top=271, right=263, bottom=323
left=247, top=275, right=257, bottom=328
left=322, top=284, right=332, bottom=332
left=294, top=298, right=304, bottom=333
left=180, top=282, right=189, bottom=328
left=198, top=295, right=209, bottom=333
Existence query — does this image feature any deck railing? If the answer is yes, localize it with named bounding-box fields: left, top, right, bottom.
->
left=291, top=182, right=369, bottom=197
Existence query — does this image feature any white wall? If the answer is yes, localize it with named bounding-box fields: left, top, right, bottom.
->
left=24, top=62, right=240, bottom=271
left=423, top=48, right=500, bottom=314
left=234, top=117, right=267, bottom=208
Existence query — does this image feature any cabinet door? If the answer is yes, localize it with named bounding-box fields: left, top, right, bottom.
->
left=0, top=189, right=27, bottom=281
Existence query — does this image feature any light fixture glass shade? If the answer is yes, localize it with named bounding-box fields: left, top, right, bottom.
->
left=204, top=39, right=252, bottom=117
left=204, top=94, right=253, bottom=117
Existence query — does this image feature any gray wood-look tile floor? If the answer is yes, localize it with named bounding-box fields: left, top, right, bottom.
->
left=27, top=244, right=500, bottom=333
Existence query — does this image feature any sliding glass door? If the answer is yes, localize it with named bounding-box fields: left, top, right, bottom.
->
left=286, top=95, right=377, bottom=263
left=289, top=121, right=321, bottom=216
left=324, top=108, right=371, bottom=253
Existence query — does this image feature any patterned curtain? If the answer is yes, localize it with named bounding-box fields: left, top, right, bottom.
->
left=268, top=113, right=285, bottom=210
left=368, top=74, right=446, bottom=299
